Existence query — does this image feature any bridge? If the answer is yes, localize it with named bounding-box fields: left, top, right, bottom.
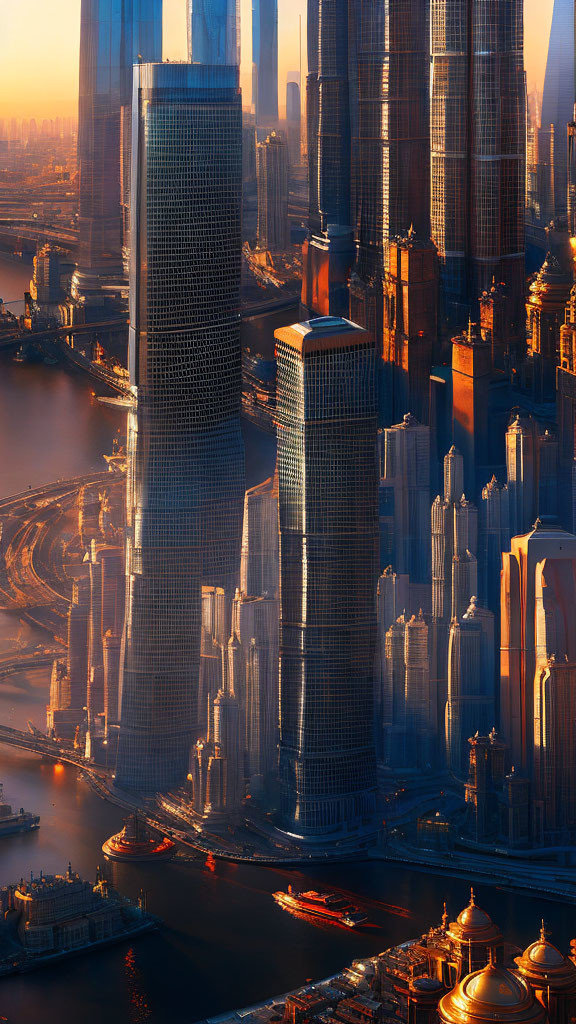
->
left=0, top=652, right=62, bottom=680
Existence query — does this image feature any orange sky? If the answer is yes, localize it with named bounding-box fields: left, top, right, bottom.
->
left=0, top=0, right=555, bottom=121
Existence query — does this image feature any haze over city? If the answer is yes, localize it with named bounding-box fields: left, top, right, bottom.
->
left=0, top=0, right=555, bottom=119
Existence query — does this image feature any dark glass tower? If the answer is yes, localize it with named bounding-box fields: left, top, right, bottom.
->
left=252, top=0, right=278, bottom=123
left=430, top=0, right=525, bottom=332
left=542, top=0, right=575, bottom=222
left=275, top=316, right=379, bottom=838
left=73, top=0, right=162, bottom=306
left=115, top=63, right=245, bottom=793
left=301, top=0, right=354, bottom=317
left=349, top=0, right=430, bottom=343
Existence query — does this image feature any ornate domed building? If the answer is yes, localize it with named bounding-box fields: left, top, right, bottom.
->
left=515, top=924, right=576, bottom=1024
left=445, top=890, right=505, bottom=979
left=438, top=961, right=548, bottom=1024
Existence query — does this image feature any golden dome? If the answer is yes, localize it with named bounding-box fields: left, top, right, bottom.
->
left=458, top=904, right=494, bottom=931
left=527, top=941, right=564, bottom=967
left=515, top=923, right=576, bottom=993
left=439, top=964, right=547, bottom=1024
left=465, top=968, right=525, bottom=1006
left=447, top=889, right=503, bottom=947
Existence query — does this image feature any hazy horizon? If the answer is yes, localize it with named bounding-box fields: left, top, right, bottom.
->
left=0, top=0, right=555, bottom=121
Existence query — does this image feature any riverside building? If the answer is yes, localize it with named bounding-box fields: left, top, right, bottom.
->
left=275, top=316, right=379, bottom=839
left=115, top=62, right=245, bottom=793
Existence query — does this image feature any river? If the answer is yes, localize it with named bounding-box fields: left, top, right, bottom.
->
left=0, top=257, right=575, bottom=1024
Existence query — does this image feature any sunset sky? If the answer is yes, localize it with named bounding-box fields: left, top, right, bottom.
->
left=0, top=0, right=555, bottom=121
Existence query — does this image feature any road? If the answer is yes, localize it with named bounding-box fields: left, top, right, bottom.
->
left=0, top=471, right=113, bottom=639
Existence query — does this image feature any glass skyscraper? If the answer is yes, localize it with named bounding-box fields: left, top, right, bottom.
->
left=430, top=0, right=525, bottom=331
left=252, top=0, right=278, bottom=123
left=349, top=0, right=430, bottom=342
left=541, top=0, right=575, bottom=222
left=275, top=316, right=379, bottom=838
left=74, top=0, right=162, bottom=305
left=188, top=0, right=240, bottom=65
left=115, top=63, right=245, bottom=793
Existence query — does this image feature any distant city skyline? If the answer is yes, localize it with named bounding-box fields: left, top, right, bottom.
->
left=0, top=0, right=555, bottom=120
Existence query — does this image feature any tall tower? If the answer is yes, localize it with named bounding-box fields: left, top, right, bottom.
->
left=188, top=0, right=240, bottom=65
left=506, top=415, right=538, bottom=538
left=252, top=0, right=278, bottom=124
left=500, top=522, right=576, bottom=776
left=301, top=0, right=354, bottom=317
left=378, top=414, right=431, bottom=585
left=286, top=80, right=301, bottom=166
left=380, top=232, right=438, bottom=426
left=256, top=132, right=289, bottom=252
left=349, top=0, right=431, bottom=348
left=74, top=0, right=162, bottom=307
left=558, top=287, right=576, bottom=532
left=430, top=0, right=525, bottom=331
left=432, top=447, right=478, bottom=622
left=275, top=316, right=378, bottom=838
left=116, top=63, right=245, bottom=793
left=446, top=597, right=495, bottom=777
left=451, top=321, right=492, bottom=494
left=541, top=0, right=575, bottom=223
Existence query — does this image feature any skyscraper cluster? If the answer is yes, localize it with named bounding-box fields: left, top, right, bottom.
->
left=58, top=0, right=576, bottom=855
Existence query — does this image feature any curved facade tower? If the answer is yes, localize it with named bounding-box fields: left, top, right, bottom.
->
left=74, top=0, right=162, bottom=305
left=116, top=63, right=245, bottom=793
left=188, top=0, right=240, bottom=65
left=430, top=0, right=525, bottom=330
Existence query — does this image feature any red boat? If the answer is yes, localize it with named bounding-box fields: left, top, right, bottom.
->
left=273, top=887, right=367, bottom=927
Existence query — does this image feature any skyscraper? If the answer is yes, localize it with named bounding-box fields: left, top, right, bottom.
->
left=74, top=0, right=162, bottom=306
left=500, top=522, right=576, bottom=776
left=558, top=288, right=576, bottom=532
left=116, top=63, right=245, bottom=793
left=301, top=0, right=354, bottom=317
left=432, top=447, right=478, bottom=622
left=506, top=415, right=538, bottom=538
left=378, top=414, right=431, bottom=586
left=451, top=322, right=491, bottom=495
left=286, top=80, right=301, bottom=166
left=188, top=0, right=240, bottom=65
left=541, top=0, right=575, bottom=222
left=446, top=598, right=495, bottom=777
left=240, top=474, right=279, bottom=599
left=380, top=232, right=438, bottom=426
left=252, top=0, right=278, bottom=123
left=275, top=316, right=378, bottom=837
left=349, top=0, right=431, bottom=345
left=430, top=0, right=525, bottom=331
left=256, top=132, right=289, bottom=252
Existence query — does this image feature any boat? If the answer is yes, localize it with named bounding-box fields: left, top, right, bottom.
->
left=102, top=813, right=176, bottom=862
left=0, top=785, right=39, bottom=837
left=273, top=887, right=368, bottom=927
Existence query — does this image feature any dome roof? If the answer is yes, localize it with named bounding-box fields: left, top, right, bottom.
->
left=527, top=941, right=564, bottom=967
left=465, top=968, right=525, bottom=1006
left=515, top=924, right=576, bottom=992
left=447, top=890, right=503, bottom=945
left=458, top=903, right=493, bottom=931
left=439, top=964, right=547, bottom=1024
